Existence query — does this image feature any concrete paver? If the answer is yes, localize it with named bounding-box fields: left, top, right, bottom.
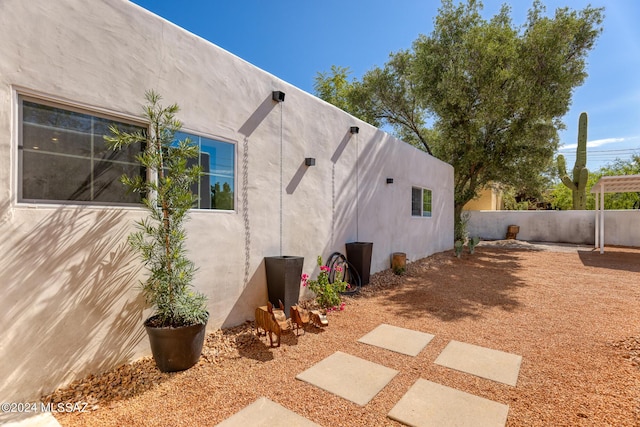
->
left=434, top=340, right=522, bottom=386
left=388, top=379, right=509, bottom=427
left=214, top=397, right=321, bottom=427
left=357, top=324, right=435, bottom=356
left=14, top=328, right=523, bottom=427
left=295, top=351, right=398, bottom=406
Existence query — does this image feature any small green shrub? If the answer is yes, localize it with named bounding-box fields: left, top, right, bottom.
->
left=301, top=256, right=348, bottom=309
left=468, top=236, right=480, bottom=254
left=454, top=240, right=464, bottom=258
left=393, top=265, right=406, bottom=275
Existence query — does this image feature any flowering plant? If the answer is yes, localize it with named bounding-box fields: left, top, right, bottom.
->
left=301, top=256, right=348, bottom=310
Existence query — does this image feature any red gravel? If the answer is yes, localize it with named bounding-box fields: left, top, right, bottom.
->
left=49, top=242, right=640, bottom=426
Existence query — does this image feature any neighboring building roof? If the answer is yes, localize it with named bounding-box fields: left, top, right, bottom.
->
left=590, top=174, right=640, bottom=193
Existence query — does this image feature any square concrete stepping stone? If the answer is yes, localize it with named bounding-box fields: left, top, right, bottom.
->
left=296, top=351, right=398, bottom=406
left=434, top=341, right=522, bottom=386
left=358, top=324, right=435, bottom=356
left=215, top=397, right=320, bottom=427
left=388, top=379, right=509, bottom=427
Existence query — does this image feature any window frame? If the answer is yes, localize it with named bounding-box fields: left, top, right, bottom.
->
left=175, top=130, right=237, bottom=212
left=14, top=91, right=238, bottom=213
left=411, top=186, right=433, bottom=218
left=16, top=92, right=149, bottom=207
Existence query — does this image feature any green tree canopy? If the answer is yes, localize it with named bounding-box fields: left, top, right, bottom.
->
left=314, top=0, right=604, bottom=239
left=313, top=65, right=382, bottom=128
left=313, top=65, right=355, bottom=114
left=550, top=155, right=640, bottom=210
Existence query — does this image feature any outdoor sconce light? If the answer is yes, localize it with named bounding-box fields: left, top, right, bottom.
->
left=350, top=126, right=359, bottom=134
left=386, top=178, right=394, bottom=184
left=272, top=91, right=285, bottom=102
left=305, top=157, right=316, bottom=166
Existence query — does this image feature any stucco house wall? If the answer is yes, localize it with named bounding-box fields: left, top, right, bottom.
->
left=0, top=0, right=453, bottom=404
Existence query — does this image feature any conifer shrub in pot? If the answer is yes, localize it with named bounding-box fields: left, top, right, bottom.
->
left=106, top=90, right=208, bottom=372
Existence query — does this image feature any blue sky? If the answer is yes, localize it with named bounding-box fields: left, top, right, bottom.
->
left=130, top=0, right=640, bottom=172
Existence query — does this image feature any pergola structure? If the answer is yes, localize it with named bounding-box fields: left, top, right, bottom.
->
left=590, top=174, right=640, bottom=253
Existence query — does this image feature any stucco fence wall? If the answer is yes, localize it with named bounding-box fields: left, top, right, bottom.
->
left=0, top=0, right=454, bottom=405
left=466, top=210, right=640, bottom=246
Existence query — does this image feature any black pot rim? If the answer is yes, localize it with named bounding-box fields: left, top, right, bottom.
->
left=144, top=314, right=209, bottom=329
left=264, top=255, right=304, bottom=259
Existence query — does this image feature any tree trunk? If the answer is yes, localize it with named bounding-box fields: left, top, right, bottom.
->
left=454, top=203, right=464, bottom=242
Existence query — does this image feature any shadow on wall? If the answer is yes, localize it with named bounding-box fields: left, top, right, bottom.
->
left=286, top=159, right=313, bottom=194
left=297, top=128, right=391, bottom=268
left=330, top=130, right=352, bottom=164
left=0, top=200, right=11, bottom=226
left=221, top=259, right=268, bottom=329
left=238, top=94, right=280, bottom=138
left=223, top=94, right=281, bottom=327
left=0, top=206, right=144, bottom=402
left=332, top=130, right=387, bottom=248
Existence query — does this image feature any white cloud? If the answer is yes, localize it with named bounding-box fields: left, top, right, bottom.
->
left=560, top=137, right=626, bottom=151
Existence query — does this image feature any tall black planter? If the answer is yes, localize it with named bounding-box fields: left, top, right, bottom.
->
left=346, top=242, right=373, bottom=285
left=145, top=316, right=207, bottom=373
left=264, top=256, right=304, bottom=318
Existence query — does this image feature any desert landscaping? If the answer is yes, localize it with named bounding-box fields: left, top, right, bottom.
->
left=46, top=241, right=640, bottom=426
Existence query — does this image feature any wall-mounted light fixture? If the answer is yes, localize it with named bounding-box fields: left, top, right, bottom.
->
left=350, top=126, right=359, bottom=134
left=305, top=157, right=316, bottom=166
left=272, top=91, right=285, bottom=102
left=386, top=178, right=394, bottom=184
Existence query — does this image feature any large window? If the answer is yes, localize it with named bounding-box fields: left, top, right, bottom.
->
left=19, top=97, right=235, bottom=210
left=175, top=132, right=235, bottom=210
left=412, top=187, right=432, bottom=217
left=19, top=98, right=145, bottom=204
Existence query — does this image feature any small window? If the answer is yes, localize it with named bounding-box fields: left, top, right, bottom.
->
left=411, top=187, right=432, bottom=217
left=19, top=97, right=145, bottom=205
left=175, top=132, right=235, bottom=210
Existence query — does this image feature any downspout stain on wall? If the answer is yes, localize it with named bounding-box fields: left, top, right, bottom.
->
left=242, top=136, right=251, bottom=285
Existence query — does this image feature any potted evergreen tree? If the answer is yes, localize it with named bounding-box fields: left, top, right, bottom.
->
left=106, top=90, right=208, bottom=372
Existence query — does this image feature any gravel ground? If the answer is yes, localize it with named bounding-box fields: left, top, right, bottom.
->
left=48, top=242, right=640, bottom=426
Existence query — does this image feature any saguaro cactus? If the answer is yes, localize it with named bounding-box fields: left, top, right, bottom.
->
left=557, top=112, right=589, bottom=209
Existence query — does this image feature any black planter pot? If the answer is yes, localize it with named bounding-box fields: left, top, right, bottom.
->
left=264, top=256, right=304, bottom=318
left=145, top=316, right=207, bottom=373
left=346, top=242, right=373, bottom=285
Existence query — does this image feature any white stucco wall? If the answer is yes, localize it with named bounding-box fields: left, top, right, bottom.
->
left=467, top=210, right=640, bottom=246
left=0, top=0, right=453, bottom=404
